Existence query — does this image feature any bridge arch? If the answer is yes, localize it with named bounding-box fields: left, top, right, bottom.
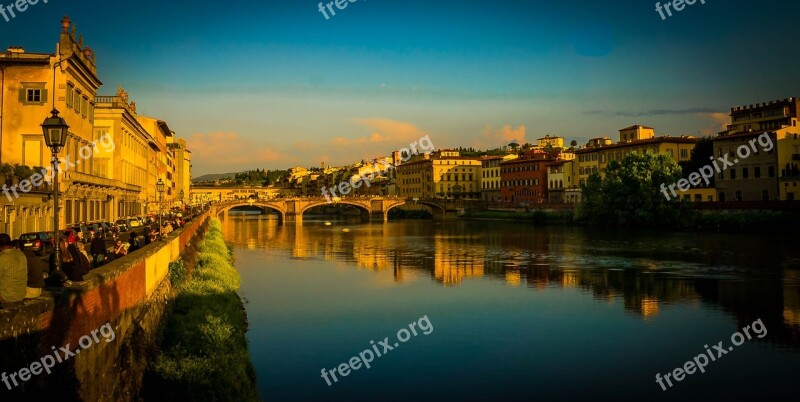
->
left=298, top=200, right=372, bottom=221
left=216, top=202, right=286, bottom=222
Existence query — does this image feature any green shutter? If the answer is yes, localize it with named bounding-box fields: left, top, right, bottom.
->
left=18, top=89, right=26, bottom=103
left=40, top=89, right=48, bottom=103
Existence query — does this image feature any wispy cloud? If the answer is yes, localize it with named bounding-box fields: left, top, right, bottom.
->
left=696, top=112, right=730, bottom=136
left=187, top=131, right=293, bottom=174
left=472, top=124, right=526, bottom=149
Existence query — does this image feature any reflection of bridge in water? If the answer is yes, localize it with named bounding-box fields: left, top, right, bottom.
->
left=214, top=197, right=464, bottom=223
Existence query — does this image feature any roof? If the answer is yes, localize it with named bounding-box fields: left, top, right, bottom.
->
left=713, top=130, right=774, bottom=141
left=619, top=125, right=655, bottom=131
left=574, top=136, right=698, bottom=154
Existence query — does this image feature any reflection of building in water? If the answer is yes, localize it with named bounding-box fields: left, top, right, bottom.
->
left=640, top=297, right=660, bottom=320
left=433, top=235, right=485, bottom=286
left=505, top=270, right=522, bottom=287
left=561, top=271, right=580, bottom=288
left=785, top=284, right=800, bottom=328
left=220, top=214, right=281, bottom=248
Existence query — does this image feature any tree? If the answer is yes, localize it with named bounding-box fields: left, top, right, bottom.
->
left=570, top=140, right=578, bottom=147
left=577, top=151, right=692, bottom=226
left=679, top=137, right=714, bottom=187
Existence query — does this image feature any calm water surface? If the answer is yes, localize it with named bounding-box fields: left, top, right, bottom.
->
left=220, top=214, right=800, bottom=402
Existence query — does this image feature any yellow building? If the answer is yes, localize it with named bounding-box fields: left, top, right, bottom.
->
left=0, top=17, right=128, bottom=236
left=537, top=135, right=564, bottom=149
left=137, top=116, right=177, bottom=213
left=619, top=125, right=656, bottom=142
left=560, top=127, right=698, bottom=203
left=94, top=86, right=156, bottom=218
left=171, top=138, right=192, bottom=206
left=396, top=150, right=481, bottom=199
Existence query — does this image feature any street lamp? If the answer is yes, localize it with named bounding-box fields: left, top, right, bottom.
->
left=41, top=108, right=69, bottom=285
left=179, top=189, right=184, bottom=211
left=156, top=178, right=165, bottom=239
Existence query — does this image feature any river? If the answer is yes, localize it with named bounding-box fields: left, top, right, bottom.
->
left=220, top=213, right=800, bottom=402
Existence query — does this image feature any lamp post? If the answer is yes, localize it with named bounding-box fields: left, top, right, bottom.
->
left=156, top=178, right=165, bottom=239
left=41, top=108, right=69, bottom=284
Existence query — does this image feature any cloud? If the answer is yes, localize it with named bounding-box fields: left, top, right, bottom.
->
left=187, top=131, right=292, bottom=173
left=584, top=107, right=719, bottom=117
left=327, top=118, right=426, bottom=148
left=473, top=124, right=527, bottom=149
left=696, top=112, right=730, bottom=136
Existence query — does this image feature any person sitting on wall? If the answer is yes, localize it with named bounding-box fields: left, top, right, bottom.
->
left=90, top=232, right=107, bottom=268
left=75, top=242, right=92, bottom=275
left=19, top=240, right=47, bottom=299
left=128, top=232, right=139, bottom=253
left=49, top=237, right=86, bottom=282
left=113, top=240, right=128, bottom=260
left=0, top=234, right=27, bottom=304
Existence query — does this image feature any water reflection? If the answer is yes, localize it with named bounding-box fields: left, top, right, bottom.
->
left=221, top=214, right=800, bottom=347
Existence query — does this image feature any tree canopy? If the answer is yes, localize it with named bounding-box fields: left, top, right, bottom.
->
left=577, top=151, right=692, bottom=226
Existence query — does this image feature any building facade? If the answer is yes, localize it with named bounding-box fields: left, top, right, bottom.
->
left=500, top=149, right=558, bottom=204
left=0, top=17, right=190, bottom=237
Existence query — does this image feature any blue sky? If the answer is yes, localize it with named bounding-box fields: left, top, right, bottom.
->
left=2, top=0, right=799, bottom=175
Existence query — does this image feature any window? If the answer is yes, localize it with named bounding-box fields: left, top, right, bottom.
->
left=730, top=169, right=736, bottom=179
left=20, top=86, right=47, bottom=104
left=66, top=84, right=74, bottom=108
left=735, top=190, right=742, bottom=201
left=717, top=148, right=723, bottom=157
left=742, top=168, right=748, bottom=179
left=754, top=167, right=761, bottom=178
left=762, top=190, right=769, bottom=201
left=680, top=149, right=688, bottom=159
left=768, top=166, right=775, bottom=177
left=694, top=194, right=702, bottom=202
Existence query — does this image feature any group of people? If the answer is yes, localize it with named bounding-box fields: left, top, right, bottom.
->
left=0, top=214, right=194, bottom=305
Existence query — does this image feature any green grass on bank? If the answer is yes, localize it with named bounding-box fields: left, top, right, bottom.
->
left=147, top=218, right=259, bottom=402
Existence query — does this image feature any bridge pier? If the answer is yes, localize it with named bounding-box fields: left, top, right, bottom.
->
left=371, top=211, right=388, bottom=222
left=285, top=213, right=303, bottom=224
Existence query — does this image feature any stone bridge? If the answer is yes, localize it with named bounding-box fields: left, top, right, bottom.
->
left=213, top=197, right=461, bottom=223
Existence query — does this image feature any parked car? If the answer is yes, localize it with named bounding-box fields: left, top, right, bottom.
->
left=115, top=219, right=129, bottom=232
left=18, top=232, right=54, bottom=254
left=127, top=218, right=143, bottom=229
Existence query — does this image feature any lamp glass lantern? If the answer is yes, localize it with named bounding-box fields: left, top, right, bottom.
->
left=41, top=109, right=69, bottom=151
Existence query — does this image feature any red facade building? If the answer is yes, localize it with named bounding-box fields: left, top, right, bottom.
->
left=500, top=149, right=560, bottom=203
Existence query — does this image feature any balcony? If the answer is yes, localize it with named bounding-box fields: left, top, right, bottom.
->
left=68, top=171, right=142, bottom=192
left=95, top=96, right=133, bottom=114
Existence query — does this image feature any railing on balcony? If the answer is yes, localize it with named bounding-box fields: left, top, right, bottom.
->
left=94, top=96, right=132, bottom=114
left=69, top=171, right=142, bottom=192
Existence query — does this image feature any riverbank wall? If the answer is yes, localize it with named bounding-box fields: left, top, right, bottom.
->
left=0, top=211, right=210, bottom=401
